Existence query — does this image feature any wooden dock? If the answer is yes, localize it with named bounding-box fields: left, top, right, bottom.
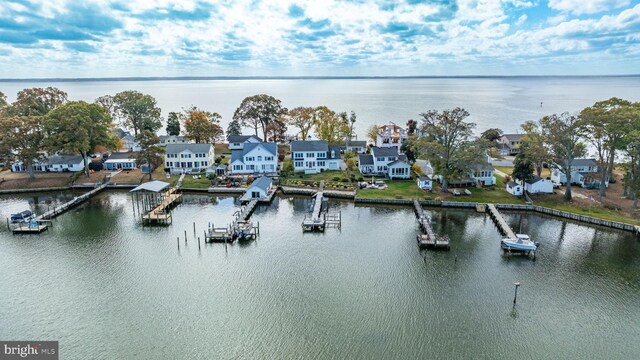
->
left=141, top=187, right=183, bottom=224
left=302, top=190, right=326, bottom=232
left=37, top=183, right=107, bottom=221
left=413, top=200, right=450, bottom=250
left=486, top=204, right=517, bottom=239
left=11, top=222, right=50, bottom=234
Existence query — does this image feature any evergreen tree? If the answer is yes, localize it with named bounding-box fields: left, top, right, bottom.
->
left=226, top=119, right=242, bottom=140
left=166, top=112, right=181, bottom=136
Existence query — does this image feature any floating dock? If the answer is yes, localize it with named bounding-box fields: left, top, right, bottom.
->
left=413, top=200, right=450, bottom=250
left=11, top=220, right=51, bottom=234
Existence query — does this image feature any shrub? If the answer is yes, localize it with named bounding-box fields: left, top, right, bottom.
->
left=278, top=154, right=285, bottom=162
left=341, top=178, right=348, bottom=182
left=333, top=176, right=341, bottom=181
left=357, top=177, right=364, bottom=182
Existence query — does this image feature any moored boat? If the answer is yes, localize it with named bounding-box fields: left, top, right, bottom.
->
left=501, top=234, right=538, bottom=252
left=10, top=210, right=34, bottom=224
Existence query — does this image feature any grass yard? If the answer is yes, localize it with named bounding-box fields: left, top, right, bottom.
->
left=356, top=180, right=439, bottom=200
left=445, top=174, right=524, bottom=204
left=534, top=196, right=640, bottom=226
left=178, top=173, right=212, bottom=189
left=289, top=169, right=362, bottom=182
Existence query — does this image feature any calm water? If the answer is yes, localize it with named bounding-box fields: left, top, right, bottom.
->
left=2, top=77, right=640, bottom=138
left=0, top=191, right=639, bottom=359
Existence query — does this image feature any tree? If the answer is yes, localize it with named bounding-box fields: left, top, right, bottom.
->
left=0, top=91, right=7, bottom=109
left=345, top=158, right=356, bottom=178
left=580, top=98, right=636, bottom=200
left=226, top=119, right=242, bottom=140
left=313, top=106, right=342, bottom=144
left=46, top=101, right=117, bottom=177
left=480, top=128, right=503, bottom=142
left=0, top=116, right=46, bottom=179
left=401, top=138, right=417, bottom=163
left=265, top=116, right=287, bottom=142
left=182, top=106, right=224, bottom=144
left=512, top=147, right=534, bottom=187
left=135, top=130, right=164, bottom=180
left=343, top=151, right=356, bottom=160
left=94, top=95, right=116, bottom=115
left=287, top=106, right=315, bottom=140
left=406, top=119, right=418, bottom=136
left=4, top=87, right=67, bottom=116
left=367, top=124, right=379, bottom=144
left=622, top=128, right=640, bottom=208
left=112, top=90, right=162, bottom=136
left=540, top=112, right=585, bottom=201
left=415, top=108, right=485, bottom=192
left=339, top=110, right=357, bottom=140
left=233, top=94, right=287, bottom=140
left=165, top=112, right=181, bottom=136
left=520, top=120, right=549, bottom=177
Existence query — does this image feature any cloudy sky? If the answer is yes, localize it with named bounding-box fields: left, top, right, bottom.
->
left=0, top=0, right=639, bottom=78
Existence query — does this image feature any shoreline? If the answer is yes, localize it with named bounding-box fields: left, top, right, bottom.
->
left=3, top=184, right=636, bottom=236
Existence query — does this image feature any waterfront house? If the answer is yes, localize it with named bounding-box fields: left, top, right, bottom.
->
left=245, top=176, right=273, bottom=200
left=525, top=176, right=554, bottom=194
left=471, top=164, right=496, bottom=186
left=165, top=143, right=215, bottom=174
left=498, top=134, right=523, bottom=155
left=417, top=176, right=432, bottom=190
left=290, top=140, right=342, bottom=173
left=229, top=142, right=278, bottom=175
left=550, top=158, right=606, bottom=188
left=158, top=135, right=189, bottom=146
left=506, top=181, right=523, bottom=196
left=496, top=143, right=510, bottom=157
left=228, top=135, right=263, bottom=150
left=206, top=164, right=227, bottom=177
left=11, top=154, right=84, bottom=173
left=365, top=147, right=411, bottom=179
left=104, top=152, right=137, bottom=171
left=344, top=140, right=367, bottom=154
left=375, top=123, right=408, bottom=151
left=358, top=154, right=374, bottom=175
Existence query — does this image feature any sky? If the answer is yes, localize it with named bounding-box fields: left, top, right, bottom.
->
left=0, top=0, right=639, bottom=78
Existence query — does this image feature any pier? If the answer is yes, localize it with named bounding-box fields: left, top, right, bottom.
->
left=486, top=204, right=517, bottom=239
left=131, top=181, right=183, bottom=225
left=37, top=183, right=107, bottom=221
left=302, top=181, right=342, bottom=232
left=413, top=200, right=450, bottom=250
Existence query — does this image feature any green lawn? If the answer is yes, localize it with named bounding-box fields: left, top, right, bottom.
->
left=290, top=169, right=362, bottom=182
left=445, top=174, right=524, bottom=204
left=494, top=166, right=513, bottom=175
left=534, top=197, right=640, bottom=226
left=356, top=180, right=439, bottom=200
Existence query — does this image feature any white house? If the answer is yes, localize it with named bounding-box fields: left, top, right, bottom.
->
left=525, top=176, right=554, bottom=194
left=498, top=134, right=524, bottom=155
left=344, top=140, right=367, bottom=154
left=417, top=176, right=432, bottom=190
left=159, top=135, right=189, bottom=146
left=244, top=176, right=273, bottom=200
left=120, top=134, right=141, bottom=152
left=375, top=123, right=408, bottom=151
left=11, top=155, right=84, bottom=173
left=291, top=141, right=342, bottom=174
left=165, top=143, right=215, bottom=174
left=471, top=164, right=496, bottom=186
left=104, top=152, right=137, bottom=171
left=550, top=158, right=606, bottom=188
left=228, top=135, right=263, bottom=150
left=229, top=142, right=278, bottom=175
left=506, top=181, right=523, bottom=196
left=361, top=146, right=411, bottom=179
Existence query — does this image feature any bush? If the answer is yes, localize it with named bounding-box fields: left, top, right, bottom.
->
left=341, top=178, right=348, bottom=182
left=357, top=177, right=364, bottom=182
left=333, top=176, right=341, bottom=181
left=278, top=154, right=285, bottom=162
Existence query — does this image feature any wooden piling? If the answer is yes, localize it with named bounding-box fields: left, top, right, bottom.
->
left=184, top=230, right=187, bottom=244
left=177, top=236, right=180, bottom=250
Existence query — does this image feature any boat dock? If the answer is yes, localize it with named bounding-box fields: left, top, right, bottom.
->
left=131, top=181, right=183, bottom=225
left=37, top=183, right=107, bottom=221
left=413, top=200, right=450, bottom=250
left=10, top=220, right=51, bottom=234
left=486, top=204, right=517, bottom=239
left=141, top=187, right=183, bottom=224
left=301, top=181, right=342, bottom=232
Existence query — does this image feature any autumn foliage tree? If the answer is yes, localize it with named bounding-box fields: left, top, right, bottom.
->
left=182, top=106, right=224, bottom=144
left=0, top=116, right=46, bottom=179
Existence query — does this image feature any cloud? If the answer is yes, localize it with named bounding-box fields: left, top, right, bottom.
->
left=0, top=0, right=639, bottom=77
left=548, top=0, right=631, bottom=15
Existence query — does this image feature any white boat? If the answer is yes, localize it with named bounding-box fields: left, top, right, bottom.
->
left=501, top=234, right=539, bottom=252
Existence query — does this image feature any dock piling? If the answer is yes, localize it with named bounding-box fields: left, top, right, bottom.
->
left=184, top=230, right=187, bottom=244
left=177, top=236, right=180, bottom=250
left=513, top=282, right=521, bottom=305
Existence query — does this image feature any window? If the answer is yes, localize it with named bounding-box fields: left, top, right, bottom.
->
left=166, top=162, right=172, bottom=167
left=167, top=153, right=177, bottom=158
left=194, top=161, right=199, bottom=167
left=294, top=161, right=303, bottom=167
left=318, top=161, right=325, bottom=167
left=306, top=153, right=314, bottom=158
left=246, top=156, right=254, bottom=162
left=233, top=165, right=243, bottom=170
left=248, top=165, right=255, bottom=170
left=294, top=153, right=303, bottom=159
left=265, top=156, right=273, bottom=161
left=257, top=156, right=262, bottom=161
left=317, top=152, right=324, bottom=158
left=376, top=157, right=384, bottom=161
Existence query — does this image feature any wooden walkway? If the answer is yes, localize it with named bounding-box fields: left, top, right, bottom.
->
left=142, top=187, right=183, bottom=224
left=413, top=200, right=450, bottom=250
left=37, top=183, right=107, bottom=221
left=486, top=204, right=517, bottom=239
left=302, top=188, right=326, bottom=232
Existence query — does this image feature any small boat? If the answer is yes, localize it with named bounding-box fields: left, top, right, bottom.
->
left=501, top=234, right=538, bottom=252
left=10, top=210, right=33, bottom=224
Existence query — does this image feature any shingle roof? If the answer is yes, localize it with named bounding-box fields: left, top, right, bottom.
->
left=328, top=146, right=342, bottom=159
left=507, top=181, right=519, bottom=187
left=228, top=135, right=262, bottom=143
left=388, top=159, right=409, bottom=167
left=526, top=176, right=544, bottom=184
left=243, top=142, right=277, bottom=156
left=474, top=163, right=494, bottom=172
left=345, top=140, right=366, bottom=147
left=249, top=176, right=272, bottom=192
left=371, top=146, right=399, bottom=157
left=418, top=176, right=431, bottom=181
left=358, top=154, right=373, bottom=165
left=502, top=134, right=523, bottom=142
left=166, top=143, right=213, bottom=154
left=231, top=150, right=243, bottom=163
left=107, top=152, right=132, bottom=160
left=291, top=140, right=328, bottom=152
left=571, top=158, right=597, bottom=167
left=45, top=154, right=83, bottom=164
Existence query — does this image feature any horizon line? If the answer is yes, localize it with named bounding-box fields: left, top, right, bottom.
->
left=1, top=74, right=640, bottom=82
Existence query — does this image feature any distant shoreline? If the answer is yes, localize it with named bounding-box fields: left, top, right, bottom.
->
left=1, top=75, right=639, bottom=83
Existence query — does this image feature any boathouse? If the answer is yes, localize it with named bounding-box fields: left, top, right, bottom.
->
left=244, top=176, right=273, bottom=200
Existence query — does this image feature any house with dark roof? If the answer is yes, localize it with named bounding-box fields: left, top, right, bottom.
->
left=230, top=142, right=278, bottom=175
left=290, top=140, right=342, bottom=173
left=228, top=135, right=263, bottom=150
left=417, top=176, right=432, bottom=190
left=525, top=176, right=553, bottom=194
left=11, top=154, right=84, bottom=173
left=506, top=181, right=523, bottom=196
left=104, top=152, right=137, bottom=171
left=367, top=146, right=410, bottom=179
left=344, top=140, right=367, bottom=154
left=358, top=154, right=374, bottom=174
left=165, top=143, right=215, bottom=174
left=550, top=158, right=606, bottom=188
left=243, top=176, right=273, bottom=200
left=498, top=134, right=524, bottom=155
